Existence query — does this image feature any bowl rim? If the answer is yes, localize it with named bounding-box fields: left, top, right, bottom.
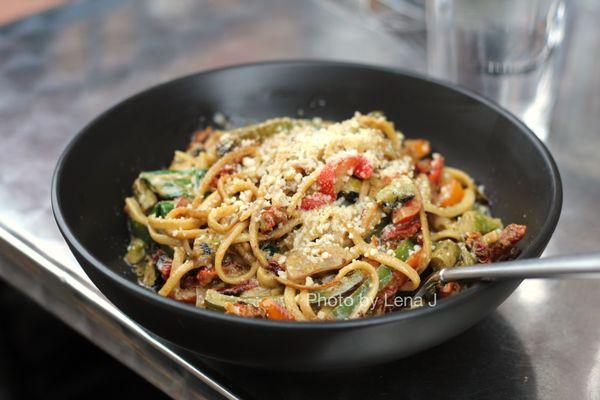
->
left=51, top=59, right=562, bottom=331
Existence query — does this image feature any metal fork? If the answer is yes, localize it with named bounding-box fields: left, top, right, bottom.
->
left=413, top=252, right=600, bottom=300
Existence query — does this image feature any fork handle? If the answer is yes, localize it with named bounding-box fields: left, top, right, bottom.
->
left=439, top=252, right=600, bottom=284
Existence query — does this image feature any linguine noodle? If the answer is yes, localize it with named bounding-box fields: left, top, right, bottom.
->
left=123, top=112, right=526, bottom=321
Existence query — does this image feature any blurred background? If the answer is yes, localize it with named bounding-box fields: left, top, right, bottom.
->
left=0, top=0, right=598, bottom=399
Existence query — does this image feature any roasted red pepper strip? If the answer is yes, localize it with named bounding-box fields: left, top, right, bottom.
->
left=429, top=154, right=445, bottom=184
left=438, top=178, right=464, bottom=207
left=372, top=250, right=421, bottom=312
left=416, top=154, right=445, bottom=185
left=301, top=155, right=373, bottom=210
left=381, top=216, right=421, bottom=241
left=404, top=139, right=431, bottom=160
left=301, top=192, right=333, bottom=210
left=318, top=155, right=373, bottom=198
left=406, top=249, right=422, bottom=269
left=260, top=298, right=295, bottom=320
left=196, top=266, right=217, bottom=286
left=353, top=157, right=373, bottom=180
left=392, top=197, right=422, bottom=224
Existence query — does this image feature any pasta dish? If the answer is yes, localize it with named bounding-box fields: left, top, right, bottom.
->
left=123, top=113, right=526, bottom=321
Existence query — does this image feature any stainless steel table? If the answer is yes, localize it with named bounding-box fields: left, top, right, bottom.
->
left=0, top=0, right=598, bottom=398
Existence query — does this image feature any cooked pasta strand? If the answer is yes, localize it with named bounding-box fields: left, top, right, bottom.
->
left=122, top=113, right=526, bottom=321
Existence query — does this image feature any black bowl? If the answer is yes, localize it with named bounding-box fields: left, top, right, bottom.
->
left=52, top=61, right=561, bottom=370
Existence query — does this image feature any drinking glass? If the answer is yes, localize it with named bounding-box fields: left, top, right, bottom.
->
left=426, top=0, right=568, bottom=140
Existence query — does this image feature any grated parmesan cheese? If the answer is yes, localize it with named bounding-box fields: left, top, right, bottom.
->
left=213, top=113, right=406, bottom=275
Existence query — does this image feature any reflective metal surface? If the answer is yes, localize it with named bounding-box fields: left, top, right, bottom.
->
left=0, top=0, right=598, bottom=398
